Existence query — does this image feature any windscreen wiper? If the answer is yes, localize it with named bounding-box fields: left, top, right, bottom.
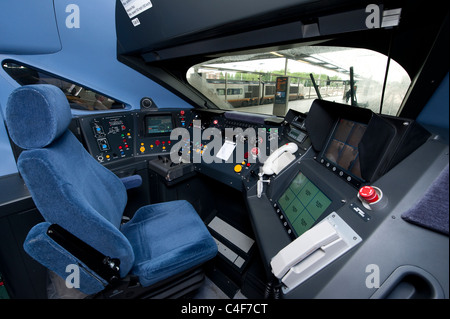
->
left=309, top=73, right=322, bottom=100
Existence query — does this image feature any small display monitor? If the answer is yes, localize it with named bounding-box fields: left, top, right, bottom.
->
left=145, top=114, right=173, bottom=135
left=277, top=172, right=332, bottom=237
left=323, top=119, right=366, bottom=180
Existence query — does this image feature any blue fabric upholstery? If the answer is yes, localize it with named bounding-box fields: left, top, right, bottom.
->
left=6, top=85, right=72, bottom=149
left=120, top=174, right=143, bottom=190
left=6, top=84, right=217, bottom=296
left=18, top=131, right=135, bottom=278
left=402, top=165, right=449, bottom=235
left=24, top=222, right=107, bottom=295
left=121, top=200, right=218, bottom=287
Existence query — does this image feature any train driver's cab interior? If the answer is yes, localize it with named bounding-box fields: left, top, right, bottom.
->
left=0, top=0, right=448, bottom=302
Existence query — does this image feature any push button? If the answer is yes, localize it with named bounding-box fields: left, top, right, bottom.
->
left=359, top=186, right=379, bottom=203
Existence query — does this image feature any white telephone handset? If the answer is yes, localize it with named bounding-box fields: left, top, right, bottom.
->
left=257, top=143, right=298, bottom=198
left=271, top=221, right=339, bottom=279
left=270, top=214, right=362, bottom=293
left=262, top=142, right=298, bottom=175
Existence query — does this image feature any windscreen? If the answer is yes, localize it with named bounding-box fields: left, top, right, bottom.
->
left=186, top=46, right=410, bottom=117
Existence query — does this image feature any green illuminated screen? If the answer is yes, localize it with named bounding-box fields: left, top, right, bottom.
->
left=278, top=173, right=332, bottom=237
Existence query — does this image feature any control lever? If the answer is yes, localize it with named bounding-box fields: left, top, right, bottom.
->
left=158, top=155, right=180, bottom=167
left=257, top=169, right=270, bottom=198
left=158, top=155, right=171, bottom=164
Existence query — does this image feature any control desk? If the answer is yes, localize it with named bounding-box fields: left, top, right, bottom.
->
left=76, top=99, right=433, bottom=298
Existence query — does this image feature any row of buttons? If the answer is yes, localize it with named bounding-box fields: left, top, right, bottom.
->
left=273, top=202, right=296, bottom=239
left=319, top=158, right=361, bottom=187
left=225, top=120, right=258, bottom=129
left=139, top=140, right=172, bottom=153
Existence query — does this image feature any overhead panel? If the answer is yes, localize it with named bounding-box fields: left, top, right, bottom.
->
left=115, top=0, right=402, bottom=62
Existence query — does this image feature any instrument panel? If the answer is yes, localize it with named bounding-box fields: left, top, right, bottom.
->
left=135, top=110, right=190, bottom=157
left=79, top=109, right=192, bottom=163
left=78, top=108, right=296, bottom=191
left=80, top=113, right=135, bottom=163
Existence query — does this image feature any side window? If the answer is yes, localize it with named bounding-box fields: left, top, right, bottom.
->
left=2, top=61, right=125, bottom=111
left=228, top=88, right=242, bottom=95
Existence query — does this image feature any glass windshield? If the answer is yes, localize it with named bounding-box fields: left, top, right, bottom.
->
left=187, top=46, right=410, bottom=117
left=2, top=61, right=125, bottom=111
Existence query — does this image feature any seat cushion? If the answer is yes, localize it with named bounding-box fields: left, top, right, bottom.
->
left=120, top=200, right=217, bottom=287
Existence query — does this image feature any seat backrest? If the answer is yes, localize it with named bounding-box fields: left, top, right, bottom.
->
left=5, top=84, right=134, bottom=276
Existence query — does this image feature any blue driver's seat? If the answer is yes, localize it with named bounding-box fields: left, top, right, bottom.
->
left=5, top=84, right=217, bottom=298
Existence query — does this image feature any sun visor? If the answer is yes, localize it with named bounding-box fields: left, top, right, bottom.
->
left=305, top=99, right=431, bottom=183
left=0, top=0, right=61, bottom=55
left=305, top=99, right=373, bottom=152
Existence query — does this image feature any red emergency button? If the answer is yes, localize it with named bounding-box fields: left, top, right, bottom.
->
left=359, top=186, right=379, bottom=203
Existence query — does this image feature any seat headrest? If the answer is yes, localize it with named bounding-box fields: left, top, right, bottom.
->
left=6, top=84, right=72, bottom=149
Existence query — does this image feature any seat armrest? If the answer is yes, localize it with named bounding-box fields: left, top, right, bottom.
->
left=120, top=175, right=142, bottom=190
left=23, top=222, right=109, bottom=295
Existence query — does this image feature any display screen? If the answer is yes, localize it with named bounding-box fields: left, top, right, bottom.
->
left=277, top=172, right=332, bottom=237
left=288, top=127, right=306, bottom=143
left=145, top=115, right=173, bottom=135
left=324, top=119, right=366, bottom=179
